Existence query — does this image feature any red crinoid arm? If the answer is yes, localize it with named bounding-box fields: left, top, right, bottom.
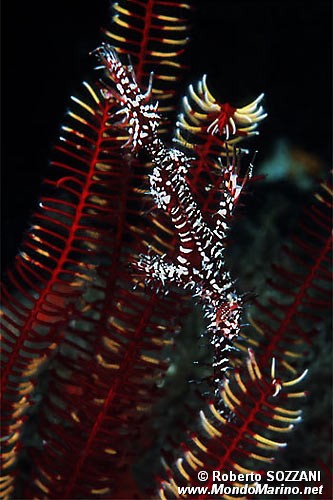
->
left=0, top=77, right=184, bottom=499
left=1, top=2, right=193, bottom=496
left=103, top=0, right=192, bottom=132
left=0, top=83, right=117, bottom=497
left=158, top=351, right=307, bottom=499
left=237, top=173, right=333, bottom=376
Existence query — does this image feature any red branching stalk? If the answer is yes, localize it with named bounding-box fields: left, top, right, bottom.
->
left=1, top=3, right=193, bottom=497
left=237, top=176, right=333, bottom=375
left=159, top=351, right=307, bottom=499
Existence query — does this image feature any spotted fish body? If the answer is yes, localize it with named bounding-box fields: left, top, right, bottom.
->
left=94, top=44, right=261, bottom=378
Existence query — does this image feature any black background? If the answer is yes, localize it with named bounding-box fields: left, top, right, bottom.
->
left=1, top=0, right=332, bottom=268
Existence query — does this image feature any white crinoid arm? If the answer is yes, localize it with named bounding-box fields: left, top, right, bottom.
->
left=175, top=74, right=267, bottom=146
